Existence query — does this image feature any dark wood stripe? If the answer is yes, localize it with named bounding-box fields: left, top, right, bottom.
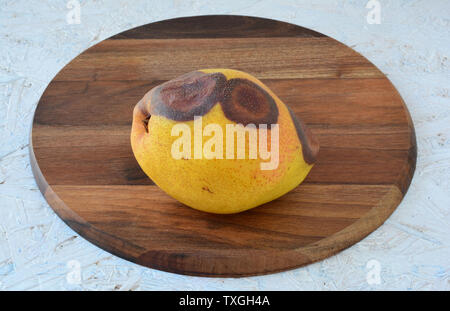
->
left=110, top=15, right=325, bottom=39
left=34, top=78, right=404, bottom=127
left=33, top=144, right=410, bottom=186
left=54, top=37, right=382, bottom=82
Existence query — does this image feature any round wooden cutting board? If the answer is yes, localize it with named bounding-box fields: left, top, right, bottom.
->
left=30, top=15, right=416, bottom=277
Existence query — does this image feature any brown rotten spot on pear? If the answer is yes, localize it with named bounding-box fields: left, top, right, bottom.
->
left=131, top=69, right=319, bottom=214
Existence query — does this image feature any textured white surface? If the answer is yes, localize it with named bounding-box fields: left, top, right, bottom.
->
left=0, top=0, right=449, bottom=290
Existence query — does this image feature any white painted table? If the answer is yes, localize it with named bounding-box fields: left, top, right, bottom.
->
left=0, top=0, right=449, bottom=290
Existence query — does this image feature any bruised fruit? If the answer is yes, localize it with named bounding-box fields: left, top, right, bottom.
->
left=131, top=69, right=319, bottom=214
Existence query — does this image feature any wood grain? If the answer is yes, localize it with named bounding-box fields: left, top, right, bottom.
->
left=30, top=15, right=416, bottom=277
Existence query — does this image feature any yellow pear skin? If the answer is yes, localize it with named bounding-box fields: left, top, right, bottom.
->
left=131, top=69, right=319, bottom=214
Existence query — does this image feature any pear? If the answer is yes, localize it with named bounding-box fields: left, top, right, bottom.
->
left=131, top=69, right=319, bottom=214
